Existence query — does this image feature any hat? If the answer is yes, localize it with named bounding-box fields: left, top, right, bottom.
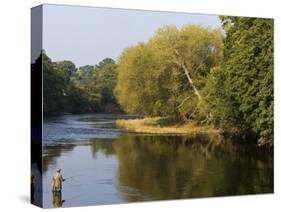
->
left=56, top=168, right=61, bottom=172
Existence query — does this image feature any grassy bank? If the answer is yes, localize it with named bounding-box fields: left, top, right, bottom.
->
left=116, top=117, right=218, bottom=135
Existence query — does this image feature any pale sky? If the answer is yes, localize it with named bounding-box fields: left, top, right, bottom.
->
left=41, top=4, right=221, bottom=67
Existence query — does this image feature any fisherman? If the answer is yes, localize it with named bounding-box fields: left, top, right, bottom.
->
left=52, top=169, right=65, bottom=192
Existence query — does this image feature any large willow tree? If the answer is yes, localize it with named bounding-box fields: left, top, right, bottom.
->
left=115, top=25, right=223, bottom=120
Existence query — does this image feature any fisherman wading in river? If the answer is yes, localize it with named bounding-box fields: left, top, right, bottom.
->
left=52, top=169, right=65, bottom=192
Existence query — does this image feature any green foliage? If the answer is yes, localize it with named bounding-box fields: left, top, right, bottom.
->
left=42, top=51, right=120, bottom=114
left=115, top=43, right=177, bottom=116
left=89, top=58, right=119, bottom=111
left=115, top=25, right=223, bottom=119
left=206, top=17, right=274, bottom=145
left=43, top=52, right=68, bottom=113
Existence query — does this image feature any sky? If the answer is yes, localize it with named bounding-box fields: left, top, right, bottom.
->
left=42, top=4, right=221, bottom=67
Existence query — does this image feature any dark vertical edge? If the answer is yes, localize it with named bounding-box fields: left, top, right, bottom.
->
left=272, top=18, right=274, bottom=194
left=31, top=4, right=43, bottom=208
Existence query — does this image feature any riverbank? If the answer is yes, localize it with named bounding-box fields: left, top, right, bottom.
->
left=116, top=117, right=218, bottom=135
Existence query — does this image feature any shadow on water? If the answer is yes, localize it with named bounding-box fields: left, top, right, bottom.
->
left=40, top=114, right=273, bottom=208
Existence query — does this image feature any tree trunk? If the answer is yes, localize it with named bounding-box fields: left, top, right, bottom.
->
left=172, top=49, right=202, bottom=102
left=181, top=62, right=202, bottom=101
left=171, top=48, right=213, bottom=123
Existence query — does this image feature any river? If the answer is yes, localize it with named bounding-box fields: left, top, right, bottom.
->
left=35, top=114, right=273, bottom=208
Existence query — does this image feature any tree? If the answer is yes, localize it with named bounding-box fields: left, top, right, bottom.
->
left=67, top=58, right=120, bottom=113
left=90, top=58, right=119, bottom=112
left=42, top=51, right=120, bottom=114
left=115, top=25, right=223, bottom=119
left=54, top=60, right=77, bottom=80
left=206, top=17, right=274, bottom=145
left=43, top=51, right=68, bottom=113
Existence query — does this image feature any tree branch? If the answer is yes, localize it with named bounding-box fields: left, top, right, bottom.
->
left=177, top=95, right=193, bottom=108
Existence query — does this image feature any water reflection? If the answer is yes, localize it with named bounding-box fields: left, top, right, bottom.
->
left=43, top=142, right=75, bottom=173
left=43, top=135, right=273, bottom=207
left=90, top=139, right=115, bottom=158
left=52, top=191, right=65, bottom=208
left=112, top=135, right=273, bottom=200
left=41, top=115, right=273, bottom=207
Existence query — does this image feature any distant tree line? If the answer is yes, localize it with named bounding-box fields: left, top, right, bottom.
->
left=40, top=51, right=120, bottom=114
left=115, top=17, right=273, bottom=145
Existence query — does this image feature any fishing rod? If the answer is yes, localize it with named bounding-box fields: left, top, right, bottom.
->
left=62, top=167, right=97, bottom=181
left=64, top=176, right=76, bottom=180
left=64, top=174, right=83, bottom=181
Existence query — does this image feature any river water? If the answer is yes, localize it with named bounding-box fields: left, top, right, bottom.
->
left=39, top=114, right=273, bottom=208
